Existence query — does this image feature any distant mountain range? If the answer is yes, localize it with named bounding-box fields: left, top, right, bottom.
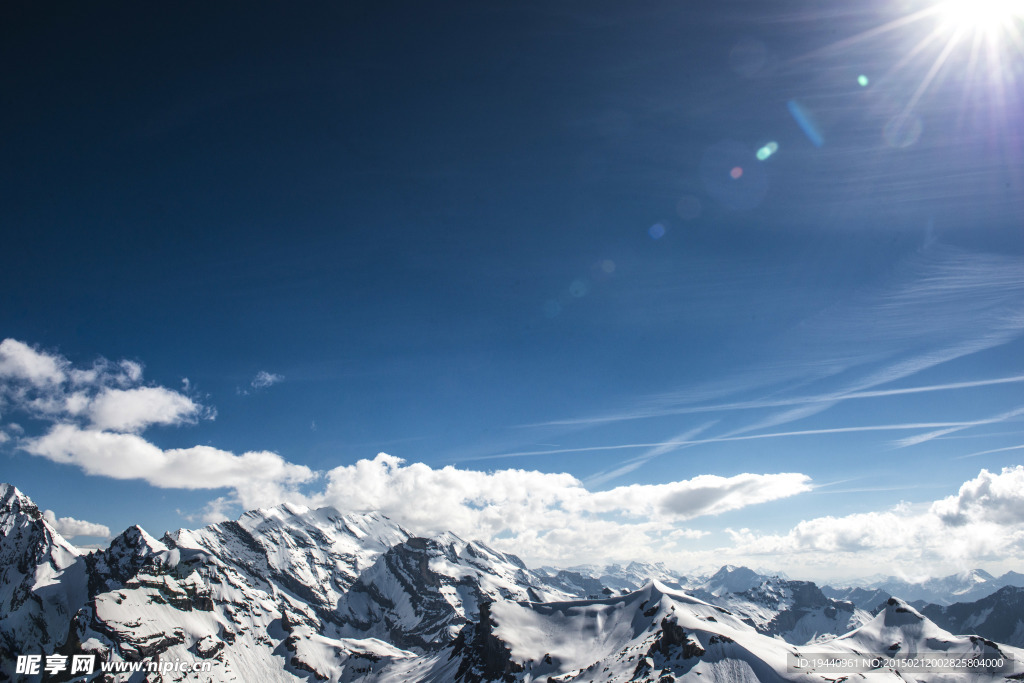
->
left=2, top=482, right=1022, bottom=682
left=821, top=568, right=1024, bottom=608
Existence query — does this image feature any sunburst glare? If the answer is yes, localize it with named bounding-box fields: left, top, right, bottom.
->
left=937, top=0, right=1024, bottom=33
left=790, top=0, right=1023, bottom=142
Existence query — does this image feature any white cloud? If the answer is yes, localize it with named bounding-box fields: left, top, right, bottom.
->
left=68, top=358, right=143, bottom=388
left=930, top=466, right=1024, bottom=527
left=198, top=496, right=235, bottom=525
left=119, top=360, right=143, bottom=384
left=586, top=472, right=812, bottom=520
left=0, top=339, right=310, bottom=517
left=717, top=467, right=1024, bottom=578
left=313, top=453, right=808, bottom=565
left=17, top=422, right=801, bottom=567
left=88, top=386, right=201, bottom=432
left=0, top=339, right=66, bottom=386
left=42, top=509, right=111, bottom=538
left=0, top=338, right=209, bottom=435
left=251, top=370, right=283, bottom=390
left=667, top=528, right=709, bottom=541
left=23, top=424, right=316, bottom=508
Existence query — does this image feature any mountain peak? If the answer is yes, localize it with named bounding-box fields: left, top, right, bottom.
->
left=946, top=567, right=996, bottom=585
left=705, top=565, right=763, bottom=595
left=0, top=481, right=79, bottom=563
left=711, top=564, right=756, bottom=578
left=879, top=596, right=925, bottom=625
left=0, top=482, right=43, bottom=524
left=113, top=524, right=167, bottom=554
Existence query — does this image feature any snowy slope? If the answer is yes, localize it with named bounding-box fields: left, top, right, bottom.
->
left=338, top=533, right=573, bottom=650
left=0, top=484, right=89, bottom=680
left=710, top=579, right=872, bottom=645
left=437, top=581, right=797, bottom=683
left=798, top=597, right=1023, bottom=680
left=678, top=568, right=873, bottom=645
left=165, top=502, right=410, bottom=620
left=438, top=585, right=1024, bottom=683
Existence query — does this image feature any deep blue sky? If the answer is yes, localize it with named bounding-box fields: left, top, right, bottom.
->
left=2, top=0, right=1023, bottom=580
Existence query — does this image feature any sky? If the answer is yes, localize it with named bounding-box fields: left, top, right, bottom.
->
left=2, top=0, right=1023, bottom=583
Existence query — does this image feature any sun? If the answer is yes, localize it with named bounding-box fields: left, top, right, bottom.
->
left=863, top=0, right=1024, bottom=119
left=784, top=0, right=1024, bottom=149
left=937, top=0, right=1024, bottom=33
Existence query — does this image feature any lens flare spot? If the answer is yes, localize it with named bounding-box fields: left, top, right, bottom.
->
left=756, top=142, right=778, bottom=161
left=601, top=259, right=616, bottom=274
left=858, top=75, right=870, bottom=87
left=699, top=140, right=769, bottom=210
left=787, top=99, right=824, bottom=147
left=648, top=223, right=666, bottom=239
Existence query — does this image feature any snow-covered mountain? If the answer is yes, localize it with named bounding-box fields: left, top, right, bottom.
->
left=696, top=565, right=766, bottom=596
left=681, top=567, right=872, bottom=645
left=3, top=483, right=1022, bottom=682
left=799, top=597, right=1020, bottom=680
left=0, top=484, right=90, bottom=672
left=336, top=532, right=573, bottom=651
left=826, top=568, right=1024, bottom=607
left=437, top=584, right=1022, bottom=683
left=164, top=501, right=411, bottom=620
left=537, top=561, right=687, bottom=599
left=819, top=584, right=892, bottom=611
left=920, top=586, right=1024, bottom=647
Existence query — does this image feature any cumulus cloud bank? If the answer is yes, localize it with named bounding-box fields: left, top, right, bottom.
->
left=312, top=453, right=809, bottom=564
left=1, top=340, right=312, bottom=510
left=0, top=338, right=66, bottom=385
left=88, top=386, right=201, bottom=432
left=25, top=424, right=314, bottom=504
left=0, top=340, right=206, bottom=431
left=42, top=509, right=111, bottom=539
left=722, top=466, right=1024, bottom=576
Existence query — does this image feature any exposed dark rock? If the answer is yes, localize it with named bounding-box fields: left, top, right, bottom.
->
left=451, top=601, right=524, bottom=683
left=649, top=618, right=705, bottom=660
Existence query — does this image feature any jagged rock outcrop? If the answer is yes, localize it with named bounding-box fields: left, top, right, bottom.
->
left=451, top=601, right=524, bottom=683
